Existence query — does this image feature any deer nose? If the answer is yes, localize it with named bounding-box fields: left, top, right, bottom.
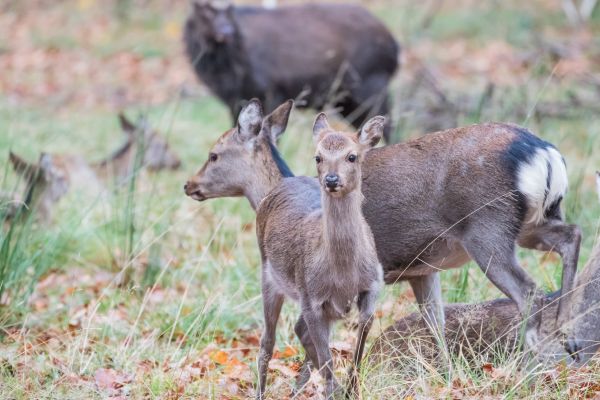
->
left=325, top=174, right=339, bottom=188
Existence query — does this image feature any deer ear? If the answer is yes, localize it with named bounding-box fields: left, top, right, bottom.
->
left=119, top=113, right=137, bottom=135
left=595, top=171, right=600, bottom=203
left=262, top=100, right=293, bottom=144
left=358, top=116, right=385, bottom=148
left=9, top=151, right=38, bottom=177
left=312, top=113, right=330, bottom=144
left=237, top=99, right=263, bottom=142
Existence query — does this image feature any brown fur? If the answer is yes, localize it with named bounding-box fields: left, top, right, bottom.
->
left=185, top=100, right=580, bottom=356
left=253, top=113, right=384, bottom=398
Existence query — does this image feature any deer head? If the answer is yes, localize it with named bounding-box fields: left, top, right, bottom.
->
left=117, top=113, right=181, bottom=171
left=184, top=99, right=293, bottom=209
left=312, top=114, right=384, bottom=198
left=9, top=151, right=70, bottom=220
left=191, top=0, right=237, bottom=44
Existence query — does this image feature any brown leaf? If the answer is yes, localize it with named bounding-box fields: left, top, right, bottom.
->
left=94, top=368, right=132, bottom=391
left=274, top=345, right=298, bottom=359
left=209, top=350, right=228, bottom=365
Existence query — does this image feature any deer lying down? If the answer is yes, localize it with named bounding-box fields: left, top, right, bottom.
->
left=7, top=114, right=180, bottom=222
left=184, top=99, right=579, bottom=354
left=370, top=172, right=600, bottom=368
left=255, top=111, right=384, bottom=398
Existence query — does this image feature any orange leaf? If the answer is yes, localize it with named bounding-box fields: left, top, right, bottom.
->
left=209, top=350, right=228, bottom=365
left=274, top=345, right=298, bottom=359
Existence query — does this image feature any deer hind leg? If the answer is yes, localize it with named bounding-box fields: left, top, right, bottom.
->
left=461, top=234, right=543, bottom=349
left=518, top=219, right=582, bottom=328
left=257, top=279, right=284, bottom=400
left=293, top=315, right=318, bottom=394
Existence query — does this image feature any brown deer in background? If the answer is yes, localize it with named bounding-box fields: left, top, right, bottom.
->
left=185, top=99, right=580, bottom=364
left=371, top=172, right=600, bottom=368
left=8, top=113, right=181, bottom=222
left=254, top=110, right=384, bottom=398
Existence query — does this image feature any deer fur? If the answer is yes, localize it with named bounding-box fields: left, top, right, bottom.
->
left=183, top=1, right=399, bottom=141
left=8, top=113, right=180, bottom=222
left=184, top=99, right=580, bottom=359
left=255, top=110, right=383, bottom=398
left=370, top=172, right=600, bottom=368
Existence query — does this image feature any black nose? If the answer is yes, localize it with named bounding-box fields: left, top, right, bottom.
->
left=184, top=183, right=189, bottom=192
left=565, top=338, right=581, bottom=362
left=325, top=174, right=339, bottom=188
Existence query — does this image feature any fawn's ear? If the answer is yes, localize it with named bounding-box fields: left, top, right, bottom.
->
left=119, top=113, right=137, bottom=136
left=262, top=100, right=294, bottom=145
left=9, top=151, right=38, bottom=177
left=312, top=113, right=330, bottom=145
left=595, top=171, right=600, bottom=203
left=237, top=99, right=263, bottom=143
left=358, top=116, right=385, bottom=149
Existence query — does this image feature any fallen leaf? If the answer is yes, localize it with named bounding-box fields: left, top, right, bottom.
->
left=209, top=350, right=228, bottom=365
left=94, top=368, right=132, bottom=391
left=274, top=345, right=298, bottom=359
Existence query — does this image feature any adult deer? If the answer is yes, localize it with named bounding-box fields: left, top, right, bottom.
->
left=371, top=171, right=600, bottom=367
left=184, top=99, right=580, bottom=375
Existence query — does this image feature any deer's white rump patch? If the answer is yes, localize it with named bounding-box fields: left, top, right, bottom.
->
left=517, top=147, right=568, bottom=225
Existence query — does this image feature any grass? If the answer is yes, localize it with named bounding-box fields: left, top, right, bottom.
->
left=0, top=0, right=599, bottom=398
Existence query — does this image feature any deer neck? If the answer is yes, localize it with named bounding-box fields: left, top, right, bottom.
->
left=321, top=188, right=366, bottom=263
left=93, top=141, right=135, bottom=181
left=247, top=141, right=293, bottom=211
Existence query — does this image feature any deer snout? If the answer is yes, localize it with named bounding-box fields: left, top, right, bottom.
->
left=184, top=180, right=206, bottom=201
left=325, top=174, right=339, bottom=189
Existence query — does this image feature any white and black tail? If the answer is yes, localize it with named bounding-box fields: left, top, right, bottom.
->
left=512, top=133, right=568, bottom=225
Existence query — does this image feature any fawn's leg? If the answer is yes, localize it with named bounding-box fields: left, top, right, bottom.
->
left=293, top=315, right=319, bottom=393
left=408, top=273, right=445, bottom=338
left=346, top=286, right=380, bottom=397
left=301, top=300, right=340, bottom=399
left=257, top=279, right=284, bottom=400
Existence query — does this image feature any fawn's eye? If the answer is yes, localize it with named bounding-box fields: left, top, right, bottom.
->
left=315, top=155, right=321, bottom=164
left=347, top=154, right=357, bottom=163
left=209, top=153, right=218, bottom=162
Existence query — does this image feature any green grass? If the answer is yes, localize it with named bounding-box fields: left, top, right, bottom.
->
left=0, top=0, right=599, bottom=398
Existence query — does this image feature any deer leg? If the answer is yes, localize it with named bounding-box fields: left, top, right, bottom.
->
left=346, top=287, right=379, bottom=397
left=301, top=302, right=340, bottom=399
left=408, top=273, right=446, bottom=338
left=461, top=237, right=543, bottom=349
left=518, top=220, right=582, bottom=328
left=257, top=279, right=284, bottom=400
left=293, top=315, right=318, bottom=394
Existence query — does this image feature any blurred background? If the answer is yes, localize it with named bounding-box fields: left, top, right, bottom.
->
left=0, top=0, right=599, bottom=398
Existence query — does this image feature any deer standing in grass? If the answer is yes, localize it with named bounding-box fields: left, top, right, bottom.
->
left=255, top=112, right=384, bottom=398
left=371, top=172, right=600, bottom=368
left=185, top=99, right=580, bottom=373
left=7, top=113, right=181, bottom=222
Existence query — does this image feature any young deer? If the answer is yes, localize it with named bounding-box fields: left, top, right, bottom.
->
left=371, top=171, right=600, bottom=368
left=8, top=113, right=181, bottom=222
left=255, top=112, right=384, bottom=398
left=185, top=99, right=579, bottom=357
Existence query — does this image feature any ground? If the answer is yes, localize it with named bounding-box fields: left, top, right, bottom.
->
left=0, top=0, right=600, bottom=398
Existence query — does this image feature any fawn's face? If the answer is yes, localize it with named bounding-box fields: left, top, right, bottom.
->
left=184, top=99, right=293, bottom=201
left=9, top=152, right=70, bottom=209
left=313, top=114, right=385, bottom=198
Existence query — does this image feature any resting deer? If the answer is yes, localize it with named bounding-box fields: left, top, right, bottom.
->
left=185, top=99, right=579, bottom=360
left=370, top=171, right=600, bottom=368
left=7, top=113, right=181, bottom=222
left=254, top=111, right=384, bottom=398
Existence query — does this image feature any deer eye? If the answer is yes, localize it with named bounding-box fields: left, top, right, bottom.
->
left=315, top=155, right=321, bottom=164
left=209, top=153, right=218, bottom=162
left=347, top=154, right=357, bottom=163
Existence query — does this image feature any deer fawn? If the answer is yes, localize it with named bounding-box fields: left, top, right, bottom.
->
left=8, top=113, right=180, bottom=222
left=254, top=112, right=384, bottom=398
left=185, top=99, right=579, bottom=360
left=372, top=171, right=600, bottom=368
